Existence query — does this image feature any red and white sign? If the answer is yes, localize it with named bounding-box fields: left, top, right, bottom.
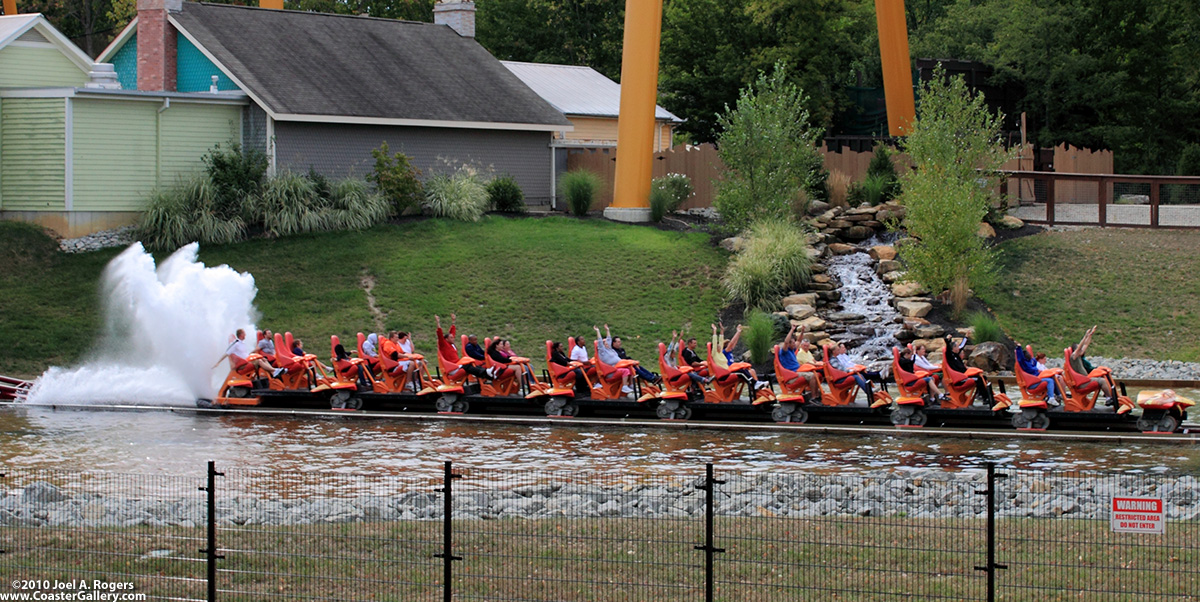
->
left=1110, top=497, right=1165, bottom=534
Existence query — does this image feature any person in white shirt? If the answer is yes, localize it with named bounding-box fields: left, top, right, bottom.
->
left=913, top=344, right=939, bottom=373
left=594, top=325, right=633, bottom=394
left=570, top=334, right=598, bottom=384
left=215, top=329, right=282, bottom=377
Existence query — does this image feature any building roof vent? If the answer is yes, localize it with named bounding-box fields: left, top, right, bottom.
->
left=84, top=63, right=122, bottom=89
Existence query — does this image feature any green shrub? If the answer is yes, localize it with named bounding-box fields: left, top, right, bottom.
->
left=367, top=142, right=423, bottom=215
left=306, top=167, right=333, bottom=201
left=251, top=171, right=323, bottom=237
left=202, top=143, right=267, bottom=218
left=742, top=311, right=776, bottom=366
left=560, top=170, right=602, bottom=216
left=898, top=66, right=1014, bottom=314
left=649, top=186, right=673, bottom=222
left=714, top=62, right=824, bottom=232
left=324, top=178, right=392, bottom=231
left=867, top=144, right=900, bottom=198
left=722, top=219, right=813, bottom=310
left=652, top=173, right=694, bottom=213
left=136, top=174, right=245, bottom=250
left=487, top=175, right=526, bottom=213
left=967, top=312, right=1004, bottom=343
left=423, top=167, right=490, bottom=222
left=848, top=172, right=893, bottom=206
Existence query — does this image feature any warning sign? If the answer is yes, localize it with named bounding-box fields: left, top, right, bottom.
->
left=1111, top=497, right=1165, bottom=534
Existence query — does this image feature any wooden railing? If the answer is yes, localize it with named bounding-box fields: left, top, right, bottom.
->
left=1000, top=171, right=1200, bottom=229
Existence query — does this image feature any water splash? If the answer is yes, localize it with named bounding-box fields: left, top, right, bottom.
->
left=26, top=243, right=258, bottom=406
left=823, top=236, right=903, bottom=364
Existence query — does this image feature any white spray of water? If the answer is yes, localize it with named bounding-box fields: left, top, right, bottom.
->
left=26, top=243, right=258, bottom=406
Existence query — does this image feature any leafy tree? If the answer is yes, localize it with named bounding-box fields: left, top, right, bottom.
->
left=714, top=62, right=824, bottom=232
left=897, top=67, right=1013, bottom=315
left=367, top=142, right=423, bottom=215
left=284, top=0, right=434, bottom=20
left=476, top=0, right=625, bottom=80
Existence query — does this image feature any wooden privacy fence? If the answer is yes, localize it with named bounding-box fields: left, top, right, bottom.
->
left=1002, top=172, right=1200, bottom=228
left=565, top=142, right=1115, bottom=211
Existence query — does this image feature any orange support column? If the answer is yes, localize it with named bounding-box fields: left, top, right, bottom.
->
left=259, top=0, right=282, bottom=8
left=606, top=0, right=664, bottom=222
left=874, top=0, right=916, bottom=136
left=3, top=0, right=17, bottom=15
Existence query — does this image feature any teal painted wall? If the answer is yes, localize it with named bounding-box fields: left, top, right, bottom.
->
left=110, top=35, right=137, bottom=91
left=176, top=33, right=237, bottom=93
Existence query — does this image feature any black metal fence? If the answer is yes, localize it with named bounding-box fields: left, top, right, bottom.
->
left=1, top=462, right=1198, bottom=601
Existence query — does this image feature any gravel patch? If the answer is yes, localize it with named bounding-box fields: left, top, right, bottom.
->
left=59, top=226, right=136, bottom=254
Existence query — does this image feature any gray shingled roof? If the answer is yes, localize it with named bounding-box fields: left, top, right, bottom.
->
left=171, top=3, right=571, bottom=127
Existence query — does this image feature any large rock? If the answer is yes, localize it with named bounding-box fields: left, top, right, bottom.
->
left=843, top=213, right=872, bottom=222
left=843, top=226, right=875, bottom=241
left=811, top=273, right=831, bottom=284
left=881, top=270, right=905, bottom=284
left=781, top=293, right=818, bottom=307
left=828, top=243, right=857, bottom=255
left=896, top=301, right=933, bottom=318
left=847, top=204, right=880, bottom=215
left=869, top=245, right=897, bottom=262
left=998, top=215, right=1024, bottom=229
left=891, top=280, right=928, bottom=298
left=876, top=204, right=906, bottom=222
left=875, top=259, right=903, bottom=274
left=24, top=482, right=69, bottom=503
left=807, top=200, right=831, bottom=216
left=719, top=237, right=746, bottom=252
left=802, top=330, right=828, bottom=343
left=914, top=324, right=945, bottom=339
left=806, top=281, right=835, bottom=291
left=977, top=222, right=996, bottom=238
left=828, top=219, right=853, bottom=229
left=968, top=341, right=1013, bottom=372
left=827, top=312, right=867, bottom=324
left=785, top=304, right=816, bottom=320
left=810, top=263, right=827, bottom=274
left=913, top=337, right=946, bottom=352
left=793, top=316, right=828, bottom=331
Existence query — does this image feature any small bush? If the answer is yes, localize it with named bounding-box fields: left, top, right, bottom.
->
left=967, top=312, right=1004, bottom=343
left=424, top=167, right=490, bottom=222
left=136, top=174, right=245, bottom=250
left=848, top=172, right=893, bottom=206
left=649, top=186, right=673, bottom=222
left=487, top=175, right=526, bottom=213
left=560, top=170, right=602, bottom=216
left=742, top=311, right=776, bottom=366
left=306, top=167, right=333, bottom=201
left=722, top=219, right=813, bottom=310
left=251, top=171, right=322, bottom=237
left=202, top=143, right=268, bottom=218
left=324, top=178, right=392, bottom=230
left=652, top=173, right=694, bottom=213
left=368, top=142, right=423, bottom=215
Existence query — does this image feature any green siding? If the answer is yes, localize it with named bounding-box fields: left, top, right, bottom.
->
left=72, top=99, right=241, bottom=211
left=71, top=99, right=157, bottom=211
left=160, top=103, right=240, bottom=182
left=0, top=45, right=87, bottom=88
left=0, top=98, right=66, bottom=210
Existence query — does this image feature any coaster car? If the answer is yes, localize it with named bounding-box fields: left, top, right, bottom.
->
left=1010, top=345, right=1053, bottom=430
left=588, top=340, right=658, bottom=403
left=821, top=346, right=892, bottom=408
left=770, top=344, right=820, bottom=423
left=214, top=332, right=346, bottom=407
left=542, top=337, right=589, bottom=417
left=655, top=342, right=694, bottom=420
left=1136, top=390, right=1193, bottom=433
left=704, top=342, right=775, bottom=406
left=1061, top=348, right=1135, bottom=415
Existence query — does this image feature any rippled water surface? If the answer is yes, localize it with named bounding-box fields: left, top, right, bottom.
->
left=1, top=407, right=1196, bottom=480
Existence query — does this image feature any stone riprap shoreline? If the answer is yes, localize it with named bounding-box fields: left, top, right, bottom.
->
left=3, top=470, right=1196, bottom=529
left=58, top=226, right=135, bottom=253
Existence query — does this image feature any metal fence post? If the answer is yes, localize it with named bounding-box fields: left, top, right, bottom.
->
left=694, top=463, right=725, bottom=602
left=434, top=461, right=462, bottom=602
left=974, top=462, right=1007, bottom=602
left=199, top=461, right=224, bottom=602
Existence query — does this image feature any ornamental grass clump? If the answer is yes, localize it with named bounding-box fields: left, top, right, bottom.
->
left=251, top=172, right=390, bottom=236
left=560, top=169, right=602, bottom=216
left=967, top=312, right=1004, bottom=343
left=423, top=166, right=490, bottom=222
left=722, top=219, right=813, bottom=310
left=742, top=310, right=776, bottom=366
left=136, top=174, right=245, bottom=250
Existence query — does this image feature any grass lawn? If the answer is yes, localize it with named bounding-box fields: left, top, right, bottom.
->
left=980, top=228, right=1200, bottom=362
left=3, top=517, right=1196, bottom=601
left=0, top=216, right=727, bottom=378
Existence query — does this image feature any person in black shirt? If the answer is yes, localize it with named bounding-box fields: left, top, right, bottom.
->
left=465, top=335, right=485, bottom=362
left=943, top=335, right=993, bottom=403
left=550, top=341, right=588, bottom=393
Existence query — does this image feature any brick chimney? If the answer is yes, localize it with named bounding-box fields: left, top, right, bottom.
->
left=433, top=1, right=474, bottom=38
left=136, top=0, right=182, bottom=91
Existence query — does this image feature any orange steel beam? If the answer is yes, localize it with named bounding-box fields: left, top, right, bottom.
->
left=260, top=0, right=283, bottom=9
left=609, top=0, right=664, bottom=216
left=3, top=0, right=17, bottom=15
left=875, top=0, right=916, bottom=136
